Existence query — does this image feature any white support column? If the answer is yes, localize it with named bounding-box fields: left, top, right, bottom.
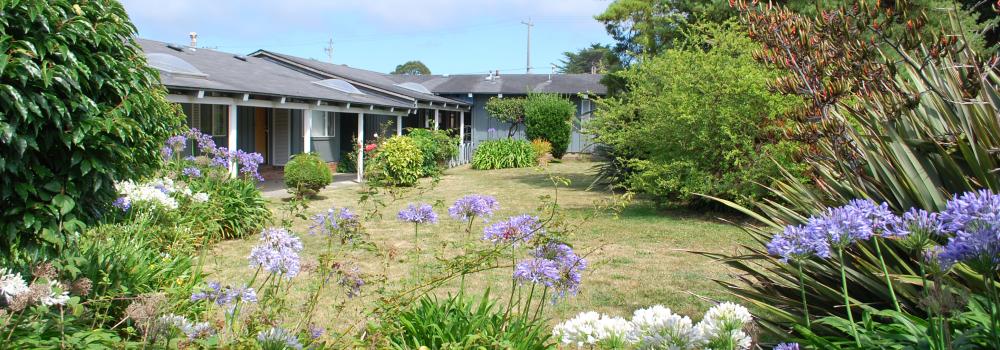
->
left=227, top=103, right=238, bottom=176
left=396, top=115, right=403, bottom=136
left=357, top=113, right=364, bottom=183
left=433, top=109, right=440, bottom=130
left=459, top=111, right=465, bottom=160
left=303, top=109, right=312, bottom=154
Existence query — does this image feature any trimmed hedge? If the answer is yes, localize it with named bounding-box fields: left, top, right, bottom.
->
left=524, top=93, right=575, bottom=159
left=471, top=139, right=537, bottom=170
left=284, top=153, right=333, bottom=198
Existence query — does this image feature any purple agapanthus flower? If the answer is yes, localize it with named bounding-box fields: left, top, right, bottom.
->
left=888, top=208, right=945, bottom=238
left=774, top=343, right=800, bottom=350
left=939, top=225, right=1000, bottom=271
left=530, top=242, right=587, bottom=297
left=248, top=227, right=303, bottom=279
left=308, top=324, right=325, bottom=340
left=309, top=207, right=361, bottom=237
left=807, top=204, right=875, bottom=248
left=232, top=149, right=265, bottom=181
left=767, top=225, right=832, bottom=262
left=397, top=203, right=438, bottom=224
left=513, top=258, right=560, bottom=286
left=161, top=146, right=173, bottom=160
left=182, top=167, right=202, bottom=178
left=449, top=194, right=499, bottom=221
left=338, top=264, right=365, bottom=298
left=166, top=135, right=187, bottom=151
left=483, top=215, right=543, bottom=246
left=939, top=189, right=1000, bottom=233
left=190, top=282, right=257, bottom=308
left=187, top=129, right=218, bottom=154
left=112, top=197, right=131, bottom=212
left=846, top=199, right=901, bottom=235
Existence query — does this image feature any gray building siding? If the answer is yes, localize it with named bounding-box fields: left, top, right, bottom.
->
left=463, top=94, right=593, bottom=153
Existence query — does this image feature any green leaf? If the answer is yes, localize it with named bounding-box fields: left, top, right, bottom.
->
left=53, top=194, right=75, bottom=215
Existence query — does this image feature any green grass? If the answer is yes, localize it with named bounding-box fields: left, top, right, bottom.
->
left=201, top=159, right=751, bottom=334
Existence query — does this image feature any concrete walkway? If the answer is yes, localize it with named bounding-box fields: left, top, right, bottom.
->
left=258, top=173, right=358, bottom=199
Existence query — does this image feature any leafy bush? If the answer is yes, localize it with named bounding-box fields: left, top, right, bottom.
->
left=704, top=34, right=1000, bottom=345
left=0, top=0, right=184, bottom=254
left=471, top=139, right=537, bottom=170
left=524, top=93, right=575, bottom=159
left=484, top=97, right=526, bottom=137
left=589, top=22, right=803, bottom=206
left=284, top=153, right=333, bottom=198
left=194, top=178, right=270, bottom=239
left=530, top=139, right=552, bottom=160
left=367, top=136, right=424, bottom=187
left=408, top=129, right=458, bottom=176
left=376, top=290, right=551, bottom=349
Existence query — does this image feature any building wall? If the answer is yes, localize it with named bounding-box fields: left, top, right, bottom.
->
left=455, top=94, right=595, bottom=153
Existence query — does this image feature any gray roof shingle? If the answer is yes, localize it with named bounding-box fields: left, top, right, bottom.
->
left=389, top=73, right=607, bottom=95
left=138, top=39, right=412, bottom=109
left=251, top=50, right=470, bottom=106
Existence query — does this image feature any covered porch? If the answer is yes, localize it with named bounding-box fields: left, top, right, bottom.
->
left=167, top=91, right=411, bottom=182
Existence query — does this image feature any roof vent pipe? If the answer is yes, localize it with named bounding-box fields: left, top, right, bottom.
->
left=189, top=32, right=198, bottom=48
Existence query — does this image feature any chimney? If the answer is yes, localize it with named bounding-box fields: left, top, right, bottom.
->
left=189, top=32, right=198, bottom=48
left=495, top=70, right=500, bottom=79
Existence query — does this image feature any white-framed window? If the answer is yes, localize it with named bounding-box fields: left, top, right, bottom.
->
left=311, top=112, right=337, bottom=137
left=210, top=105, right=227, bottom=136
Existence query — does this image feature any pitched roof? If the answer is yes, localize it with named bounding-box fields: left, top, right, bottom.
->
left=251, top=50, right=469, bottom=107
left=137, top=39, right=412, bottom=109
left=390, top=73, right=607, bottom=95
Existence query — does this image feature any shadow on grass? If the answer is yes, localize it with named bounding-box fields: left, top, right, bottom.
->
left=507, top=171, right=597, bottom=191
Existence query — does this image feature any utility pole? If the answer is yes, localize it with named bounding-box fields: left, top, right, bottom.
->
left=323, top=38, right=334, bottom=63
left=521, top=18, right=533, bottom=74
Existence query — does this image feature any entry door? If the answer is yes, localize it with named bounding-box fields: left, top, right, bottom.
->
left=254, top=108, right=268, bottom=162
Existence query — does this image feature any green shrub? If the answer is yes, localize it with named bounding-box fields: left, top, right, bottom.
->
left=284, top=153, right=333, bottom=198
left=0, top=0, right=184, bottom=255
left=524, top=93, right=575, bottom=159
left=471, top=139, right=537, bottom=170
left=191, top=178, right=270, bottom=239
left=68, top=216, right=203, bottom=322
left=368, top=136, right=424, bottom=187
left=589, top=22, right=803, bottom=206
left=484, top=97, right=526, bottom=137
left=375, top=290, right=551, bottom=349
left=530, top=139, right=552, bottom=160
left=408, top=128, right=459, bottom=176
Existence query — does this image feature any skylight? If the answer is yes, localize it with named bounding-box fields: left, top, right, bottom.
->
left=395, top=82, right=432, bottom=95
left=146, top=53, right=207, bottom=77
left=314, top=79, right=365, bottom=95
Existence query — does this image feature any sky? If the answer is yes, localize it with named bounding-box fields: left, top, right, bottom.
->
left=121, top=0, right=614, bottom=75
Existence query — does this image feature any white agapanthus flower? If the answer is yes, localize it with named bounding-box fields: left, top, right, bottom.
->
left=693, top=302, right=753, bottom=350
left=553, top=311, right=633, bottom=348
left=192, top=192, right=210, bottom=203
left=630, top=305, right=701, bottom=349
left=115, top=179, right=179, bottom=210
left=40, top=280, right=70, bottom=306
left=0, top=268, right=29, bottom=301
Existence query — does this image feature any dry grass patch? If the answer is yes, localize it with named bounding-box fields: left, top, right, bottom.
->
left=201, top=159, right=750, bottom=334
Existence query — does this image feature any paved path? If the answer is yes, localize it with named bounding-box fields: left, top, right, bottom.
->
left=258, top=173, right=358, bottom=199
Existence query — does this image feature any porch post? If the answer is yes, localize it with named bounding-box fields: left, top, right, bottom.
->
left=396, top=115, right=403, bottom=136
left=227, top=102, right=238, bottom=176
left=303, top=109, right=312, bottom=154
left=433, top=109, right=440, bottom=130
left=459, top=110, right=465, bottom=159
left=357, top=113, right=364, bottom=183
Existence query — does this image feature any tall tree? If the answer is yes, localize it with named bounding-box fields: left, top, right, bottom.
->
left=391, top=60, right=431, bottom=75
left=557, top=44, right=622, bottom=74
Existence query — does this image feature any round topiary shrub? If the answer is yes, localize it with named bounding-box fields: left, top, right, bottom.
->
left=368, top=136, right=424, bottom=187
left=284, top=153, right=333, bottom=198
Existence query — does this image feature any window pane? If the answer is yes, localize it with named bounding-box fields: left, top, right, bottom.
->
left=311, top=113, right=325, bottom=137
left=326, top=113, right=336, bottom=137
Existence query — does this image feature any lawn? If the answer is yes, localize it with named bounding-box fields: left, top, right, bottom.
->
left=202, top=159, right=751, bottom=335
